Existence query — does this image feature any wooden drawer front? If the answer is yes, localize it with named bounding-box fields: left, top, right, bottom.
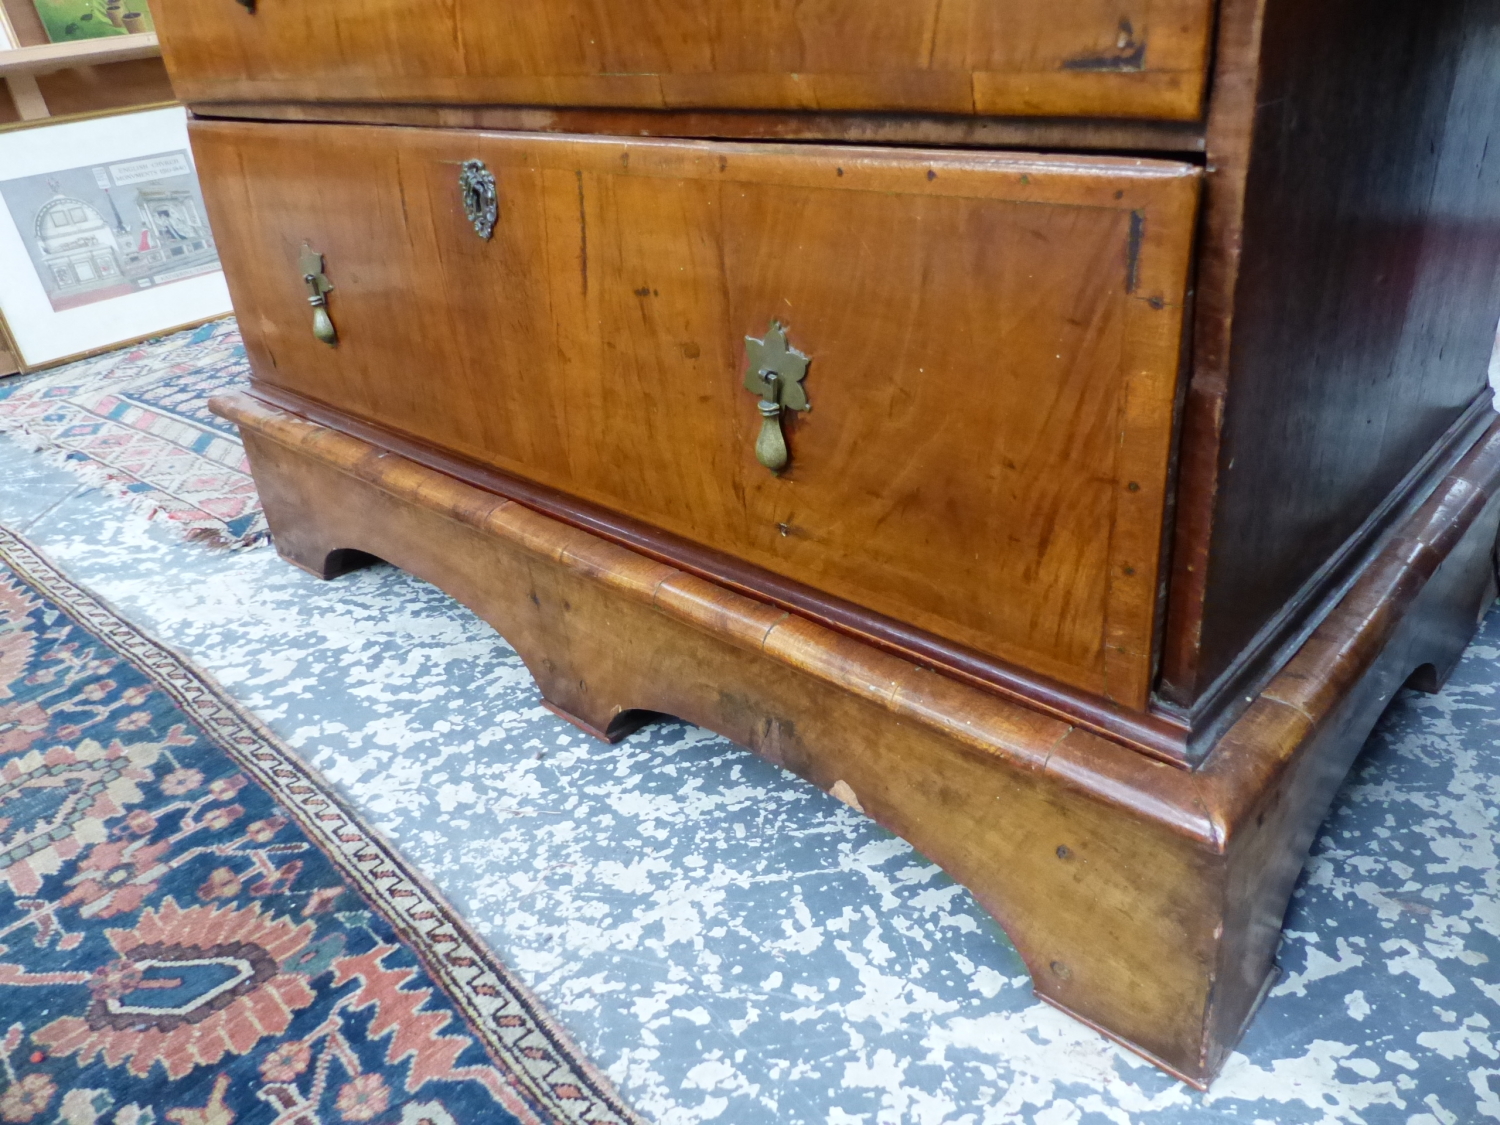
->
left=192, top=120, right=1198, bottom=708
left=158, top=0, right=1213, bottom=122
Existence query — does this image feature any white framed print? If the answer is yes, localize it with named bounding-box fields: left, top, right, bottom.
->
left=0, top=104, right=233, bottom=371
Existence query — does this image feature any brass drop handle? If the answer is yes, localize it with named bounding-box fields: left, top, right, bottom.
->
left=755, top=373, right=788, bottom=474
left=298, top=244, right=336, bottom=346
left=743, top=320, right=811, bottom=475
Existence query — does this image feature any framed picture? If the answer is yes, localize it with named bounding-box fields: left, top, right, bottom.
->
left=30, top=0, right=154, bottom=43
left=0, top=105, right=232, bottom=373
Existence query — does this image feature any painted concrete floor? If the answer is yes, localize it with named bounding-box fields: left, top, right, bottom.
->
left=1, top=428, right=1498, bottom=1125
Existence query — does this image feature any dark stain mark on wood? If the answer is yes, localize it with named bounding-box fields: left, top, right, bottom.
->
left=1126, top=210, right=1145, bottom=293
left=1062, top=18, right=1145, bottom=72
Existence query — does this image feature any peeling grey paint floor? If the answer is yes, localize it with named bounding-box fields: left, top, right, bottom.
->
left=2, top=428, right=1497, bottom=1125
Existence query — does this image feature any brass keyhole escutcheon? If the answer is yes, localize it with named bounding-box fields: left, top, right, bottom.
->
left=743, top=320, right=811, bottom=474
left=298, top=244, right=336, bottom=346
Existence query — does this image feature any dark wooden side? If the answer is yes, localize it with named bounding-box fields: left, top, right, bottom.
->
left=1161, top=0, right=1500, bottom=717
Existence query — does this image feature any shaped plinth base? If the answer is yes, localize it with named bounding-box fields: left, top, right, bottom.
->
left=213, top=389, right=1500, bottom=1088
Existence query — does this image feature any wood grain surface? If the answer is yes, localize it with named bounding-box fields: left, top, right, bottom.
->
left=213, top=390, right=1500, bottom=1087
left=1159, top=0, right=1500, bottom=717
left=154, top=0, right=1214, bottom=121
left=191, top=119, right=1200, bottom=708
left=245, top=378, right=1203, bottom=764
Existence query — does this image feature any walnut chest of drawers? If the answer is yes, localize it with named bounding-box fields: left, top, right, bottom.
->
left=154, top=0, right=1500, bottom=1087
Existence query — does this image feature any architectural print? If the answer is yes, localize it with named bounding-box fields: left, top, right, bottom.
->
left=0, top=150, right=218, bottom=312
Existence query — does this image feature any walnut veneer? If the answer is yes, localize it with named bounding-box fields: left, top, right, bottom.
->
left=160, top=0, right=1500, bottom=1087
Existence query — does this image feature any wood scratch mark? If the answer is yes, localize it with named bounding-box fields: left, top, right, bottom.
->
left=576, top=169, right=588, bottom=297
left=925, top=0, right=944, bottom=69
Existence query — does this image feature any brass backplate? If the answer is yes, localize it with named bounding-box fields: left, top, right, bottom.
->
left=744, top=320, right=811, bottom=411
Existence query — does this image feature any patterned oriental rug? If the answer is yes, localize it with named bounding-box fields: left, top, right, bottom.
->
left=0, top=322, right=266, bottom=551
left=0, top=526, right=645, bottom=1125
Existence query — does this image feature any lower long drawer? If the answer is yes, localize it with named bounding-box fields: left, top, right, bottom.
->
left=190, top=118, right=1198, bottom=708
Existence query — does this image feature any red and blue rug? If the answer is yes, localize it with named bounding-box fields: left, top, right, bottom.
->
left=0, top=321, right=265, bottom=550
left=0, top=525, right=646, bottom=1124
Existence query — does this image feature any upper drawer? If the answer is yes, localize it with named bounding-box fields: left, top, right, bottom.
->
left=190, top=120, right=1198, bottom=709
left=157, top=0, right=1214, bottom=122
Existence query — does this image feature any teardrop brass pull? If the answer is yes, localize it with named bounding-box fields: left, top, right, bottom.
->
left=744, top=320, right=811, bottom=474
left=755, top=378, right=789, bottom=474
left=298, top=244, right=336, bottom=346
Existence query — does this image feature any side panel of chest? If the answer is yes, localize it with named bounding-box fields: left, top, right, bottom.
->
left=190, top=119, right=1198, bottom=708
left=157, top=0, right=1214, bottom=122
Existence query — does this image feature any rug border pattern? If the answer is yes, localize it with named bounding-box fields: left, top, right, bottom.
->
left=0, top=319, right=268, bottom=550
left=0, top=524, right=648, bottom=1125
